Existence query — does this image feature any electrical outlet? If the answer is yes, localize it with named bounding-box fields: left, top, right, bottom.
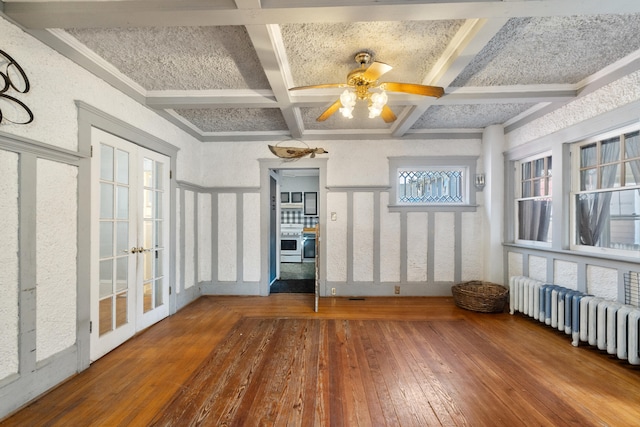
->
left=331, top=287, right=336, bottom=295
left=394, top=285, right=400, bottom=295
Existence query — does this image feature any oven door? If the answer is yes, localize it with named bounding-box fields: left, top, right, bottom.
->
left=281, top=238, right=298, bottom=252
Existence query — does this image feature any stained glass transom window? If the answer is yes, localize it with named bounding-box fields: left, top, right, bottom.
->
left=398, top=169, right=464, bottom=204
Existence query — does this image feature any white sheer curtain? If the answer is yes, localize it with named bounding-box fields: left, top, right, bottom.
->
left=577, top=139, right=620, bottom=246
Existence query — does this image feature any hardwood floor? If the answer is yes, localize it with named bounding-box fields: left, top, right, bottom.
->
left=2, top=295, right=640, bottom=426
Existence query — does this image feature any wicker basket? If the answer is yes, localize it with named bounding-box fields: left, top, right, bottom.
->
left=451, top=281, right=509, bottom=313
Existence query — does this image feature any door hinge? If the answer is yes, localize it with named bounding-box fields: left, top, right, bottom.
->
left=89, top=321, right=93, bottom=333
left=90, top=146, right=93, bottom=157
left=169, top=286, right=172, bottom=295
left=169, top=170, right=173, bottom=179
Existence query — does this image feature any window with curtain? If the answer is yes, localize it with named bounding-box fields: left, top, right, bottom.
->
left=516, top=155, right=552, bottom=243
left=574, top=130, right=640, bottom=252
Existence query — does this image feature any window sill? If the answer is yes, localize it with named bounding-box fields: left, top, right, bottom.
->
left=388, top=204, right=479, bottom=213
left=504, top=242, right=640, bottom=263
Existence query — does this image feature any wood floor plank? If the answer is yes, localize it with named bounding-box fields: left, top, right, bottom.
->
left=3, top=295, right=640, bottom=426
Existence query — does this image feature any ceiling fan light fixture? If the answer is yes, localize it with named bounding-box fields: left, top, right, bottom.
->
left=368, top=90, right=387, bottom=118
left=339, top=89, right=357, bottom=119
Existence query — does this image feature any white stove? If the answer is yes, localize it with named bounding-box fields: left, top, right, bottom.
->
left=280, top=223, right=304, bottom=262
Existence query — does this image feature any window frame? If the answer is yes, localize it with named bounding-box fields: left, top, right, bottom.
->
left=388, top=156, right=479, bottom=212
left=570, top=124, right=640, bottom=257
left=514, top=151, right=553, bottom=247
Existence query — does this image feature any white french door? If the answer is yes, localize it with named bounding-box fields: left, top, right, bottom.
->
left=90, top=128, right=170, bottom=361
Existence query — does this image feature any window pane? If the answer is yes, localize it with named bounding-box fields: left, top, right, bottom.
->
left=521, top=162, right=531, bottom=180
left=625, top=131, right=640, bottom=159
left=601, top=137, right=620, bottom=164
left=581, top=144, right=597, bottom=167
left=522, top=181, right=531, bottom=198
left=115, top=291, right=128, bottom=328
left=518, top=199, right=552, bottom=242
left=546, top=157, right=552, bottom=176
left=581, top=168, right=597, bottom=191
left=534, top=158, right=545, bottom=177
left=533, top=178, right=544, bottom=197
left=576, top=189, right=640, bottom=250
left=99, top=259, right=113, bottom=298
left=143, top=158, right=153, bottom=188
left=116, top=222, right=128, bottom=255
left=116, top=257, right=128, bottom=292
left=601, top=164, right=621, bottom=188
left=155, top=162, right=164, bottom=190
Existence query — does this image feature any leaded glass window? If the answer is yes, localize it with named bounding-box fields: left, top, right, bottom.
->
left=398, top=169, right=464, bottom=204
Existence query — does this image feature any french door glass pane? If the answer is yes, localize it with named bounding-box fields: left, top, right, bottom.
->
left=116, top=150, right=129, bottom=184
left=116, top=257, right=128, bottom=292
left=115, top=292, right=128, bottom=327
left=144, top=189, right=153, bottom=218
left=155, top=279, right=163, bottom=307
left=99, top=259, right=113, bottom=298
left=100, top=222, right=113, bottom=258
left=100, top=145, right=114, bottom=181
left=155, top=192, right=162, bottom=218
left=143, top=282, right=152, bottom=313
left=116, top=186, right=129, bottom=219
left=144, top=221, right=152, bottom=249
left=143, top=158, right=153, bottom=187
left=99, top=298, right=113, bottom=335
left=155, top=163, right=163, bottom=190
left=116, top=222, right=128, bottom=254
left=100, top=183, right=114, bottom=218
left=143, top=252, right=152, bottom=281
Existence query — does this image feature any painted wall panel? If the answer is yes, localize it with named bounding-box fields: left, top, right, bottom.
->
left=184, top=191, right=195, bottom=289
left=554, top=260, right=578, bottom=290
left=434, top=212, right=455, bottom=282
left=218, top=193, right=237, bottom=282
left=198, top=193, right=212, bottom=282
left=353, top=192, right=374, bottom=282
left=0, top=150, right=19, bottom=380
left=461, top=212, right=484, bottom=281
left=243, top=193, right=261, bottom=282
left=326, top=192, right=347, bottom=282
left=508, top=251, right=524, bottom=278
left=379, top=192, right=401, bottom=283
left=407, top=212, right=428, bottom=282
left=528, top=255, right=547, bottom=282
left=587, top=265, right=618, bottom=299
left=175, top=188, right=181, bottom=293
left=36, top=159, right=77, bottom=362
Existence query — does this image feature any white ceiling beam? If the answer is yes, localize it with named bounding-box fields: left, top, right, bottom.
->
left=391, top=17, right=509, bottom=137
left=5, top=0, right=640, bottom=30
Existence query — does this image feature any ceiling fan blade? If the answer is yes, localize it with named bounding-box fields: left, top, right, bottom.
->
left=380, top=105, right=397, bottom=123
left=362, top=61, right=393, bottom=82
left=289, top=83, right=346, bottom=91
left=317, top=99, right=342, bottom=121
left=380, top=82, right=444, bottom=98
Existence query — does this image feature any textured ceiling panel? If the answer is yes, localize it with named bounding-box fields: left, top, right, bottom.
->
left=67, top=26, right=270, bottom=90
left=412, top=104, right=535, bottom=129
left=175, top=108, right=287, bottom=132
left=452, top=14, right=640, bottom=87
left=301, top=104, right=399, bottom=130
left=281, top=20, right=465, bottom=87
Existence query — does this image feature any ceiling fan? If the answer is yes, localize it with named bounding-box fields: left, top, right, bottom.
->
left=289, top=51, right=444, bottom=123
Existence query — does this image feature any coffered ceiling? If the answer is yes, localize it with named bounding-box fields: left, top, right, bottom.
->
left=3, top=0, right=640, bottom=142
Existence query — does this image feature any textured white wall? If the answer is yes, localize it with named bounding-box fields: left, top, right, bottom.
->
left=217, top=193, right=237, bottom=281
left=508, top=251, right=524, bottom=278
left=36, top=159, right=78, bottom=362
left=326, top=192, right=347, bottom=282
left=554, top=260, right=578, bottom=290
left=528, top=255, right=547, bottom=282
left=197, top=193, right=212, bottom=282
left=461, top=212, right=484, bottom=281
left=353, top=192, right=374, bottom=282
left=0, top=150, right=19, bottom=380
left=379, top=192, right=401, bottom=283
left=243, top=193, right=261, bottom=282
left=587, top=265, right=618, bottom=299
left=434, top=212, right=455, bottom=282
left=183, top=191, right=195, bottom=289
left=407, top=212, right=428, bottom=282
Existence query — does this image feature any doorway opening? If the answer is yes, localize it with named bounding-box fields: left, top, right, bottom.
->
left=271, top=168, right=319, bottom=294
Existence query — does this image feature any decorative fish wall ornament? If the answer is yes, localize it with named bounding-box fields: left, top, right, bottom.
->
left=268, top=144, right=328, bottom=159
